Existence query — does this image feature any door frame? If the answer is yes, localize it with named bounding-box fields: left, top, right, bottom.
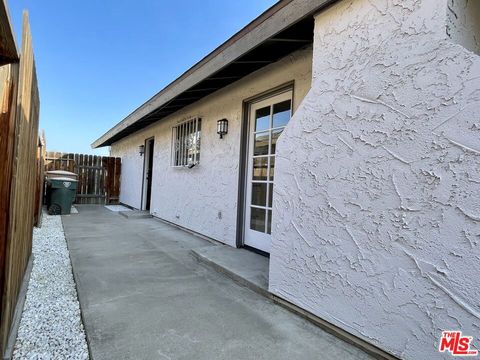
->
left=141, top=137, right=155, bottom=211
left=235, top=81, right=294, bottom=250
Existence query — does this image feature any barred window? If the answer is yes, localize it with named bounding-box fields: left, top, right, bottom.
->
left=171, top=117, right=201, bottom=167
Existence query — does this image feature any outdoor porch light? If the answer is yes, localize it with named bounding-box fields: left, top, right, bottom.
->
left=139, top=144, right=145, bottom=156
left=217, top=119, right=228, bottom=139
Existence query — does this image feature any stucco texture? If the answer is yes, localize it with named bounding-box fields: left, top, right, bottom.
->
left=110, top=47, right=312, bottom=246
left=270, top=0, right=480, bottom=359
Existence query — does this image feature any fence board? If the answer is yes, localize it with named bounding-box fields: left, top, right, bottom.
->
left=106, top=157, right=115, bottom=204
left=79, top=153, right=84, bottom=198
left=45, top=151, right=121, bottom=205
left=68, top=153, right=74, bottom=173
left=96, top=156, right=101, bottom=204
left=88, top=155, right=93, bottom=202
left=101, top=157, right=108, bottom=205
left=0, top=61, right=18, bottom=354
left=113, top=157, right=121, bottom=204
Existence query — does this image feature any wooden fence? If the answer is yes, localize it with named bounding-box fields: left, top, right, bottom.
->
left=0, top=10, right=40, bottom=354
left=34, top=133, right=46, bottom=227
left=45, top=152, right=121, bottom=204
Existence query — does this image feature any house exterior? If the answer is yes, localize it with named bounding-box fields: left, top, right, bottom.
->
left=93, top=0, right=480, bottom=359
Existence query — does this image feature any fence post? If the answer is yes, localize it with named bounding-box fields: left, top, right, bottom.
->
left=33, top=134, right=45, bottom=227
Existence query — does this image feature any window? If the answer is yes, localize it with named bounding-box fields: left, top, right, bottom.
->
left=171, top=117, right=201, bottom=167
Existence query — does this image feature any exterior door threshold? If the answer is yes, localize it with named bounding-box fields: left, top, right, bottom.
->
left=190, top=245, right=269, bottom=298
left=119, top=210, right=152, bottom=219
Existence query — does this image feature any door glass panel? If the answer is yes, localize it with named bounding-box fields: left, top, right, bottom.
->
left=254, top=132, right=269, bottom=156
left=267, top=210, right=272, bottom=234
left=250, top=207, right=266, bottom=232
left=272, top=100, right=291, bottom=128
left=271, top=128, right=283, bottom=154
left=253, top=157, right=268, bottom=181
left=255, top=106, right=271, bottom=132
left=268, top=183, right=273, bottom=208
left=246, top=93, right=292, bottom=246
left=268, top=156, right=275, bottom=181
left=251, top=183, right=267, bottom=206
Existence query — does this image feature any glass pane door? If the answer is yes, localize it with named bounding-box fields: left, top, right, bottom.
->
left=244, top=91, right=292, bottom=253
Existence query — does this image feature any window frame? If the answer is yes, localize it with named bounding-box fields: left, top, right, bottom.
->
left=171, top=117, right=202, bottom=167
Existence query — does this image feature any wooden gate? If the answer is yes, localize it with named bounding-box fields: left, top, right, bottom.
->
left=45, top=152, right=121, bottom=204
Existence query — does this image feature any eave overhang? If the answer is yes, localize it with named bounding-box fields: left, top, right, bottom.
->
left=0, top=0, right=19, bottom=65
left=92, top=0, right=334, bottom=148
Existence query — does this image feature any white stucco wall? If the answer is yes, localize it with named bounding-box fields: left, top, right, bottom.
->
left=446, top=0, right=480, bottom=55
left=110, top=47, right=312, bottom=246
left=270, top=0, right=480, bottom=359
left=113, top=145, right=143, bottom=210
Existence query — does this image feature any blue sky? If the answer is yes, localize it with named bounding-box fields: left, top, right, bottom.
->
left=8, top=0, right=277, bottom=155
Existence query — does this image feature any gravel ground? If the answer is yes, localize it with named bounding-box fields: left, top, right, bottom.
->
left=13, top=213, right=89, bottom=360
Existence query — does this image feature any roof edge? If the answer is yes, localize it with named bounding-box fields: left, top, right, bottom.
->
left=0, top=0, right=19, bottom=65
left=92, top=0, right=333, bottom=148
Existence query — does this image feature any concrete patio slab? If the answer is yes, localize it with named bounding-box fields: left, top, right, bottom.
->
left=62, top=205, right=375, bottom=360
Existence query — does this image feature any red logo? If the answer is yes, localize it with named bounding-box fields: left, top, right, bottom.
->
left=439, top=331, right=478, bottom=356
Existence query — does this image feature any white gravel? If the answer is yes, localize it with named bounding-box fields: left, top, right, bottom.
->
left=13, top=213, right=89, bottom=360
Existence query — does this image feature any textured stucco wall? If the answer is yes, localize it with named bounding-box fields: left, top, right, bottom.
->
left=270, top=0, right=480, bottom=359
left=113, top=144, right=143, bottom=209
left=111, top=47, right=312, bottom=246
left=446, top=0, right=480, bottom=55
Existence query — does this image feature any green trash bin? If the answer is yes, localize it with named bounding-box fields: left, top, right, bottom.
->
left=46, top=177, right=78, bottom=215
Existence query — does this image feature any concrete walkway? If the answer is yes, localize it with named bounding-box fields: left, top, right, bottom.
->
left=63, top=206, right=373, bottom=360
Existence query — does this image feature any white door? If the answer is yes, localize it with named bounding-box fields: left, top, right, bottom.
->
left=244, top=90, right=292, bottom=253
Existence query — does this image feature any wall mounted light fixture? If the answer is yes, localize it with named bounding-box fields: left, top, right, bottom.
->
left=139, top=144, right=145, bottom=156
left=217, top=119, right=228, bottom=139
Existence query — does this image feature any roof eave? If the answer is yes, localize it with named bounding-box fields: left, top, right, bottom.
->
left=92, top=0, right=334, bottom=148
left=0, top=0, right=19, bottom=65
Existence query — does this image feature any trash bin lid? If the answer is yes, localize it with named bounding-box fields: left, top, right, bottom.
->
left=47, top=170, right=78, bottom=176
left=47, top=177, right=78, bottom=182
